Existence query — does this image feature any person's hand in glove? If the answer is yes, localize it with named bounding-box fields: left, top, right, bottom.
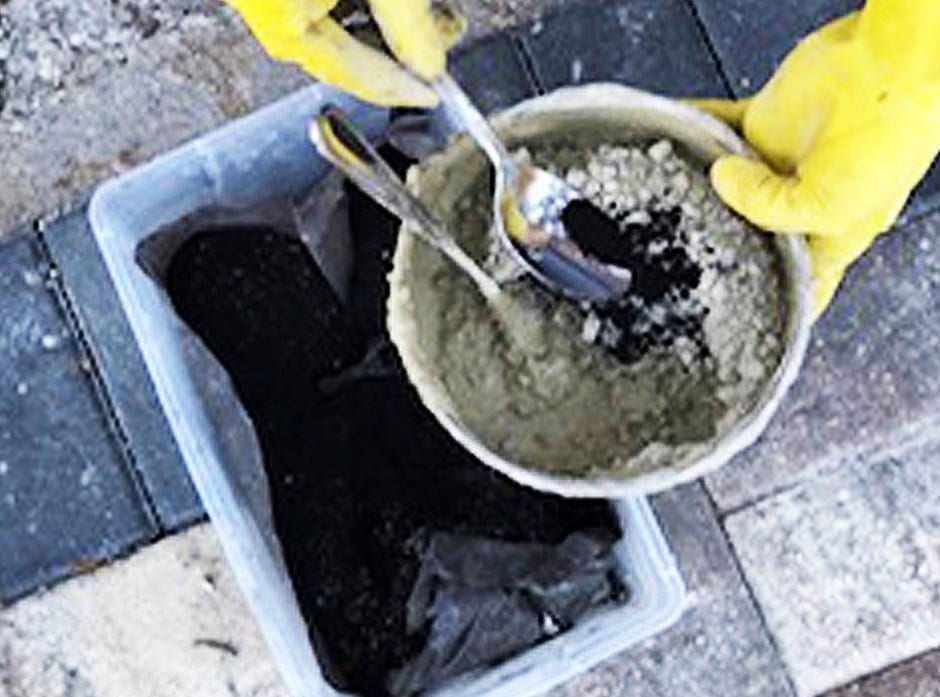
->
left=225, top=0, right=463, bottom=108
left=693, top=0, right=940, bottom=318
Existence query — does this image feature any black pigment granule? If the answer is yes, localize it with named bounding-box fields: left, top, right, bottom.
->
left=165, top=186, right=621, bottom=696
left=561, top=198, right=710, bottom=365
left=561, top=198, right=629, bottom=266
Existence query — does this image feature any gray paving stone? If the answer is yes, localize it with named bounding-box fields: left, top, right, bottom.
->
left=40, top=207, right=202, bottom=530
left=686, top=0, right=859, bottom=96
left=825, top=650, right=940, bottom=697
left=725, top=438, right=940, bottom=697
left=450, top=32, right=538, bottom=114
left=0, top=0, right=218, bottom=119
left=0, top=232, right=156, bottom=602
left=687, top=0, right=940, bottom=221
left=519, top=0, right=728, bottom=97
left=544, top=483, right=794, bottom=697
left=905, top=164, right=940, bottom=224
left=706, top=211, right=940, bottom=512
left=0, top=11, right=307, bottom=235
left=450, top=0, right=571, bottom=39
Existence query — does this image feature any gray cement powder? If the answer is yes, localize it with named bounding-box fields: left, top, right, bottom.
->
left=399, top=138, right=786, bottom=479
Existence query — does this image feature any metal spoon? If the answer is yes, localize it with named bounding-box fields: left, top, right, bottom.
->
left=432, top=73, right=632, bottom=304
left=310, top=104, right=501, bottom=301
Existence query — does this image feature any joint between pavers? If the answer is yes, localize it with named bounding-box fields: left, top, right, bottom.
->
left=822, top=645, right=940, bottom=696
left=680, top=0, right=735, bottom=98
left=0, top=522, right=167, bottom=607
left=717, top=477, right=808, bottom=523
left=32, top=214, right=164, bottom=534
left=701, top=484, right=802, bottom=697
left=714, top=410, right=940, bottom=519
left=899, top=199, right=940, bottom=230
left=510, top=33, right=547, bottom=95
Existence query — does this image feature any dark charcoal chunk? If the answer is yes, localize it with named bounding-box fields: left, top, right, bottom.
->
left=562, top=198, right=630, bottom=266
left=165, top=226, right=366, bottom=416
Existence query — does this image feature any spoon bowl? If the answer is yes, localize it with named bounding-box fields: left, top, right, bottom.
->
left=434, top=74, right=632, bottom=304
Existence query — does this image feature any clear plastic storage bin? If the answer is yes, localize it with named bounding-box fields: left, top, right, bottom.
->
left=88, top=84, right=685, bottom=697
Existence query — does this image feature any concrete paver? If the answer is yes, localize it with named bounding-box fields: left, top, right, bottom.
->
left=0, top=9, right=307, bottom=234
left=0, top=525, right=285, bottom=697
left=825, top=650, right=940, bottom=697
left=518, top=0, right=728, bottom=97
left=545, top=483, right=795, bottom=697
left=0, top=233, right=155, bottom=602
left=40, top=208, right=202, bottom=531
left=725, top=438, right=940, bottom=697
left=450, top=0, right=570, bottom=39
left=0, top=0, right=217, bottom=118
left=705, top=211, right=940, bottom=512
left=686, top=0, right=859, bottom=96
left=450, top=32, right=538, bottom=114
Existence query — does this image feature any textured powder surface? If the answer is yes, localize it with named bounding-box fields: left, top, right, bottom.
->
left=405, top=139, right=786, bottom=478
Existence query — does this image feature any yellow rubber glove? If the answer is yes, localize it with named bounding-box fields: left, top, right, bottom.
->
left=694, top=0, right=940, bottom=318
left=226, top=0, right=461, bottom=108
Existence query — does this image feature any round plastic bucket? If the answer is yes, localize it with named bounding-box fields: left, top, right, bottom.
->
left=388, top=83, right=813, bottom=498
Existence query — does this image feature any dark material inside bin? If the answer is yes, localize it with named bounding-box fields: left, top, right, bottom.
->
left=163, top=147, right=626, bottom=696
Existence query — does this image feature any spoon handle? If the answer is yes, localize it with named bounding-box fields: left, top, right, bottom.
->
left=433, top=73, right=517, bottom=180
left=310, top=105, right=501, bottom=300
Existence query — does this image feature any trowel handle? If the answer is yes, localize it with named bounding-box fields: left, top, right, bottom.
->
left=310, top=105, right=500, bottom=299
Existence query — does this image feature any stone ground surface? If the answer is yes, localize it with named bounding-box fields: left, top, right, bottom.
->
left=0, top=525, right=284, bottom=697
left=549, top=485, right=796, bottom=697
left=2, top=0, right=940, bottom=696
left=726, top=438, right=940, bottom=697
